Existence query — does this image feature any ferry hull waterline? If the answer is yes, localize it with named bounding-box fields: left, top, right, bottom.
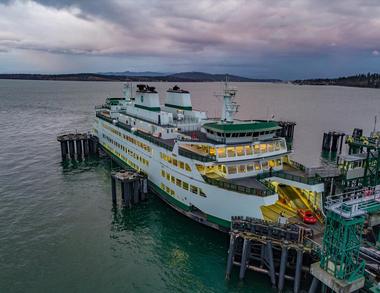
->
left=93, top=83, right=296, bottom=231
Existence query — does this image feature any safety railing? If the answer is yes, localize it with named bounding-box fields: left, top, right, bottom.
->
left=178, top=147, right=216, bottom=162
left=202, top=176, right=276, bottom=197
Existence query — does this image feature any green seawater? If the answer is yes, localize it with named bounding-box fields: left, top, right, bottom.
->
left=1, top=79, right=379, bottom=292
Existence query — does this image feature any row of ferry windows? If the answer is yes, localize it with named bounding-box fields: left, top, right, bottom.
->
left=160, top=153, right=192, bottom=172
left=161, top=170, right=206, bottom=197
left=103, top=134, right=149, bottom=166
left=160, top=183, right=175, bottom=196
left=214, top=141, right=286, bottom=158
left=102, top=123, right=152, bottom=153
left=219, top=159, right=282, bottom=175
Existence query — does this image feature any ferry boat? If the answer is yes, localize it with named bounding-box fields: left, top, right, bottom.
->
left=93, top=83, right=324, bottom=231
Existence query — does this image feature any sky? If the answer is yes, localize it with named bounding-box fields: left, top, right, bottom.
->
left=0, top=0, right=380, bottom=79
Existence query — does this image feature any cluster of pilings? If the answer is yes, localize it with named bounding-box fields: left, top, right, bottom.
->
left=111, top=170, right=148, bottom=207
left=277, top=121, right=296, bottom=150
left=226, top=217, right=315, bottom=293
left=57, top=133, right=98, bottom=160
left=321, top=131, right=345, bottom=154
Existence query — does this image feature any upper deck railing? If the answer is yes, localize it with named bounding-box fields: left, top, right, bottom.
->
left=202, top=176, right=276, bottom=197
left=178, top=147, right=216, bottom=162
left=256, top=170, right=322, bottom=185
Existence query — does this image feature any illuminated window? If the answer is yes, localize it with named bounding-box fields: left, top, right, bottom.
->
left=247, top=164, right=254, bottom=172
left=275, top=141, right=281, bottom=151
left=170, top=189, right=175, bottom=196
left=209, top=147, right=215, bottom=156
left=254, top=144, right=260, bottom=154
left=179, top=161, right=184, bottom=169
left=269, top=160, right=275, bottom=168
left=227, top=147, right=235, bottom=157
left=171, top=176, right=175, bottom=184
left=182, top=182, right=189, bottom=190
left=161, top=170, right=165, bottom=177
left=166, top=173, right=170, bottom=181
left=160, top=183, right=165, bottom=189
left=245, top=145, right=252, bottom=155
left=176, top=178, right=182, bottom=187
left=190, top=185, right=198, bottom=194
left=268, top=143, right=274, bottom=152
left=255, top=162, right=261, bottom=170
left=185, top=164, right=191, bottom=172
left=236, top=146, right=244, bottom=156
left=276, top=159, right=282, bottom=166
left=238, top=164, right=246, bottom=173
left=228, top=166, right=237, bottom=174
left=172, top=159, right=178, bottom=166
left=260, top=144, right=267, bottom=153
left=217, top=147, right=226, bottom=158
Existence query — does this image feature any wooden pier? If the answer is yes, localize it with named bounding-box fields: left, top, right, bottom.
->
left=226, top=217, right=316, bottom=293
left=111, top=170, right=148, bottom=207
left=57, top=132, right=98, bottom=160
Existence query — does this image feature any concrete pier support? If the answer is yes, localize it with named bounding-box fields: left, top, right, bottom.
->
left=83, top=139, right=89, bottom=157
left=68, top=140, right=75, bottom=158
left=60, top=141, right=68, bottom=160
left=308, top=277, right=320, bottom=293
left=278, top=245, right=288, bottom=292
left=266, top=241, right=276, bottom=288
left=293, top=249, right=303, bottom=293
left=239, top=238, right=250, bottom=280
left=76, top=139, right=83, bottom=159
left=111, top=176, right=116, bottom=204
left=225, top=233, right=235, bottom=280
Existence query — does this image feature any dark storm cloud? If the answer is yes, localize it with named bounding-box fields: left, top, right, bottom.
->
left=0, top=0, right=380, bottom=77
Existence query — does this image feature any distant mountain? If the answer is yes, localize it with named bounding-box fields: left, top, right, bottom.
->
left=0, top=71, right=282, bottom=82
left=100, top=71, right=170, bottom=77
left=293, top=73, right=380, bottom=89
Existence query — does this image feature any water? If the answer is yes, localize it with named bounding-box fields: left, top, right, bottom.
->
left=0, top=80, right=379, bottom=292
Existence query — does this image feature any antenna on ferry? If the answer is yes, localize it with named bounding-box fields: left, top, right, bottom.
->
left=221, top=74, right=239, bottom=123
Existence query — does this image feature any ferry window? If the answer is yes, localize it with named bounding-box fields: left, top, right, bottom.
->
left=176, top=178, right=182, bottom=187
left=217, top=147, right=226, bottom=158
left=280, top=140, right=286, bottom=149
left=269, top=160, right=275, bottom=168
left=209, top=147, right=215, bottom=156
left=226, top=133, right=231, bottom=137
left=165, top=186, right=170, bottom=193
left=262, top=161, right=269, bottom=169
left=190, top=185, right=198, bottom=194
left=268, top=143, right=274, bottom=152
left=179, top=161, right=185, bottom=169
left=161, top=170, right=165, bottom=177
left=228, top=166, right=237, bottom=174
left=245, top=145, right=252, bottom=155
left=275, top=141, right=281, bottom=151
left=168, top=156, right=172, bottom=164
left=253, top=144, right=260, bottom=154
left=255, top=162, right=261, bottom=170
left=182, top=182, right=189, bottom=190
left=170, top=189, right=175, bottom=196
left=185, top=164, right=191, bottom=172
left=160, top=183, right=165, bottom=189
left=196, top=164, right=205, bottom=172
left=199, top=189, right=206, bottom=197
left=236, top=146, right=244, bottom=156
left=166, top=173, right=170, bottom=181
left=232, top=133, right=238, bottom=137
left=247, top=164, right=254, bottom=172
left=253, top=132, right=259, bottom=137
left=260, top=144, right=267, bottom=153
left=238, top=165, right=246, bottom=173
left=172, top=159, right=178, bottom=166
left=276, top=159, right=282, bottom=166
left=171, top=176, right=175, bottom=184
left=227, top=147, right=235, bottom=157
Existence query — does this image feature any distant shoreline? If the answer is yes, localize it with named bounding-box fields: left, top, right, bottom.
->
left=293, top=73, right=380, bottom=89
left=0, top=73, right=282, bottom=83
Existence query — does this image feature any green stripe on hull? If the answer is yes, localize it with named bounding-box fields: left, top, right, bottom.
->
left=99, top=142, right=231, bottom=230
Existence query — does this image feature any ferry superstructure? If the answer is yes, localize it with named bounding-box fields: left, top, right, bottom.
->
left=93, top=83, right=324, bottom=230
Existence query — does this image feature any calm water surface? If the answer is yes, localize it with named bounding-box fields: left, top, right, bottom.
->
left=0, top=80, right=379, bottom=292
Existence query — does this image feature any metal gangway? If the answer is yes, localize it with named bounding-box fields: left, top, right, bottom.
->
left=325, top=188, right=380, bottom=218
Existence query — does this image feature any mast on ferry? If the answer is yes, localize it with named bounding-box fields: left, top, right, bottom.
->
left=221, top=77, right=239, bottom=123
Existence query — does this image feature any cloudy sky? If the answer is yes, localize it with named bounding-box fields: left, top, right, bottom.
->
left=0, top=0, right=380, bottom=79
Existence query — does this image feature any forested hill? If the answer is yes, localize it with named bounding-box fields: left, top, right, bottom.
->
left=293, top=73, right=380, bottom=88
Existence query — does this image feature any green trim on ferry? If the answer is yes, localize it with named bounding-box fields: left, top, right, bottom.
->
left=135, top=104, right=161, bottom=112
left=203, top=121, right=280, bottom=133
left=100, top=142, right=231, bottom=229
left=149, top=182, right=191, bottom=212
left=164, top=103, right=192, bottom=111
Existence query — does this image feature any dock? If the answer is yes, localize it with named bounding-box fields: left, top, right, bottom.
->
left=57, top=132, right=98, bottom=160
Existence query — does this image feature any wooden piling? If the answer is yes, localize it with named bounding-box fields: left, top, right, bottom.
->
left=225, top=233, right=235, bottom=280
left=293, top=248, right=303, bottom=293
left=278, top=245, right=288, bottom=292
